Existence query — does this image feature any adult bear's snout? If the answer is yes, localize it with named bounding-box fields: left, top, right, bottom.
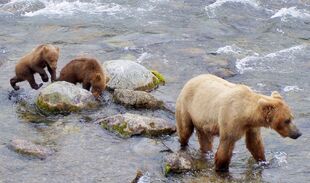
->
left=290, top=130, right=302, bottom=139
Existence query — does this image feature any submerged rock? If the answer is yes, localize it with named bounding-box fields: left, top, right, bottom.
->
left=103, top=60, right=164, bottom=91
left=99, top=113, right=176, bottom=138
left=164, top=151, right=194, bottom=175
left=8, top=139, right=53, bottom=159
left=36, top=81, right=98, bottom=115
left=163, top=151, right=209, bottom=175
left=113, top=89, right=164, bottom=109
left=131, top=170, right=151, bottom=183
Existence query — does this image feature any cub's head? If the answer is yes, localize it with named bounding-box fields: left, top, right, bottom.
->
left=91, top=73, right=106, bottom=98
left=41, top=45, right=59, bottom=70
left=259, top=91, right=302, bottom=139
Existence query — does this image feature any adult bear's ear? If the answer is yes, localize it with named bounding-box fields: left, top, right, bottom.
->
left=56, top=46, right=60, bottom=53
left=258, top=98, right=276, bottom=123
left=95, top=74, right=101, bottom=81
left=258, top=98, right=275, bottom=111
left=271, top=91, right=283, bottom=99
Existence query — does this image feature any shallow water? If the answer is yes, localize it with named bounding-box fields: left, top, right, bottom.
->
left=0, top=0, right=310, bottom=182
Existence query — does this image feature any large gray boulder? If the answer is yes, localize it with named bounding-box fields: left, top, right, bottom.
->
left=36, top=81, right=98, bottom=114
left=103, top=60, right=164, bottom=91
left=99, top=113, right=176, bottom=138
left=8, top=139, right=54, bottom=159
left=113, top=89, right=164, bottom=109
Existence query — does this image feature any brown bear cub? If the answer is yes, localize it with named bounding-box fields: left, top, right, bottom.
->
left=176, top=74, right=302, bottom=172
left=10, top=44, right=59, bottom=90
left=58, top=58, right=106, bottom=98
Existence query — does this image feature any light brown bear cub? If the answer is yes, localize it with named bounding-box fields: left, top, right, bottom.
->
left=176, top=74, right=302, bottom=172
left=58, top=58, right=106, bottom=98
left=10, top=44, right=59, bottom=90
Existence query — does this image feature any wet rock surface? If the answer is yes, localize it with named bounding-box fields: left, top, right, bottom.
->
left=163, top=150, right=210, bottom=175
left=36, top=81, right=98, bottom=115
left=113, top=89, right=164, bottom=109
left=103, top=60, right=163, bottom=91
left=99, top=113, right=176, bottom=138
left=8, top=139, right=54, bottom=159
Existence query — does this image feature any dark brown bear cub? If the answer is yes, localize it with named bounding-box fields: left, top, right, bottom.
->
left=58, top=58, right=107, bottom=98
left=10, top=44, right=60, bottom=90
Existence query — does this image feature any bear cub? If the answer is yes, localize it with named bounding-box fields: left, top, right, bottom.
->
left=58, top=57, right=107, bottom=98
left=10, top=44, right=59, bottom=90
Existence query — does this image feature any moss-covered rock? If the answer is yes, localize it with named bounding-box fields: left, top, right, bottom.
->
left=113, top=89, right=164, bottom=109
left=36, top=81, right=98, bottom=115
left=99, top=113, right=176, bottom=138
left=8, top=139, right=54, bottom=159
left=103, top=60, right=165, bottom=91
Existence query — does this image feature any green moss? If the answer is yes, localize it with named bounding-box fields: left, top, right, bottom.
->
left=143, top=128, right=176, bottom=137
left=151, top=70, right=166, bottom=85
left=101, top=121, right=132, bottom=138
left=164, top=164, right=171, bottom=176
left=134, top=70, right=165, bottom=91
left=36, top=95, right=80, bottom=115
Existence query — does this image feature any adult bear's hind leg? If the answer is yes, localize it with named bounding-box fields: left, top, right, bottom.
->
left=176, top=107, right=194, bottom=147
left=197, top=129, right=214, bottom=153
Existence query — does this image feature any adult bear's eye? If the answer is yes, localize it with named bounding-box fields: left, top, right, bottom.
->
left=284, top=119, right=291, bottom=124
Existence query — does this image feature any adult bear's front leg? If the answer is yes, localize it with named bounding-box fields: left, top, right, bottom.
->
left=246, top=128, right=266, bottom=162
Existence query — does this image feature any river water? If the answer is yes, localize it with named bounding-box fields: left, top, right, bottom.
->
left=0, top=0, right=309, bottom=182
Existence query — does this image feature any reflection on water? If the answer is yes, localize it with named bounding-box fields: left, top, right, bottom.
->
left=0, top=0, right=309, bottom=182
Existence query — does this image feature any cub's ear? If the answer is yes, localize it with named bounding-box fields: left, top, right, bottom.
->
left=271, top=91, right=283, bottom=99
left=56, top=47, right=60, bottom=53
left=258, top=98, right=275, bottom=112
left=42, top=45, right=48, bottom=52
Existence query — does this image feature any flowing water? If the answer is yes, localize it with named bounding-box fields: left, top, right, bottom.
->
left=0, top=0, right=309, bottom=182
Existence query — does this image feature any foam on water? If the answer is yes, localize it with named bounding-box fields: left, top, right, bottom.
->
left=269, top=152, right=288, bottom=168
left=205, top=0, right=260, bottom=18
left=271, top=6, right=310, bottom=22
left=137, top=52, right=152, bottom=63
left=283, top=85, right=303, bottom=92
left=23, top=0, right=126, bottom=16
left=236, top=45, right=307, bottom=74
left=215, top=44, right=259, bottom=57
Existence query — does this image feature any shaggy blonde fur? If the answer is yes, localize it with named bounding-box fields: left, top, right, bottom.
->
left=176, top=74, right=301, bottom=172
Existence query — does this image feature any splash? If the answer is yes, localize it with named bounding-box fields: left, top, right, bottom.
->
left=215, top=44, right=259, bottom=57
left=236, top=45, right=307, bottom=74
left=205, top=0, right=260, bottom=18
left=24, top=0, right=126, bottom=16
left=271, top=7, right=310, bottom=22
left=283, top=85, right=303, bottom=92
left=0, top=0, right=127, bottom=16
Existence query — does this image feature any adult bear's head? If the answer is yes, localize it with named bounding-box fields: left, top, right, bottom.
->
left=259, top=91, right=302, bottom=139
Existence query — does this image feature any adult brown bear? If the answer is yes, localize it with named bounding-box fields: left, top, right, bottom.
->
left=10, top=44, right=59, bottom=90
left=176, top=74, right=302, bottom=172
left=58, top=57, right=107, bottom=98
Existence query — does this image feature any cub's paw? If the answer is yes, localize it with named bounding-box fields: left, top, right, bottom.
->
left=41, top=75, right=49, bottom=82
left=34, top=83, right=43, bottom=90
